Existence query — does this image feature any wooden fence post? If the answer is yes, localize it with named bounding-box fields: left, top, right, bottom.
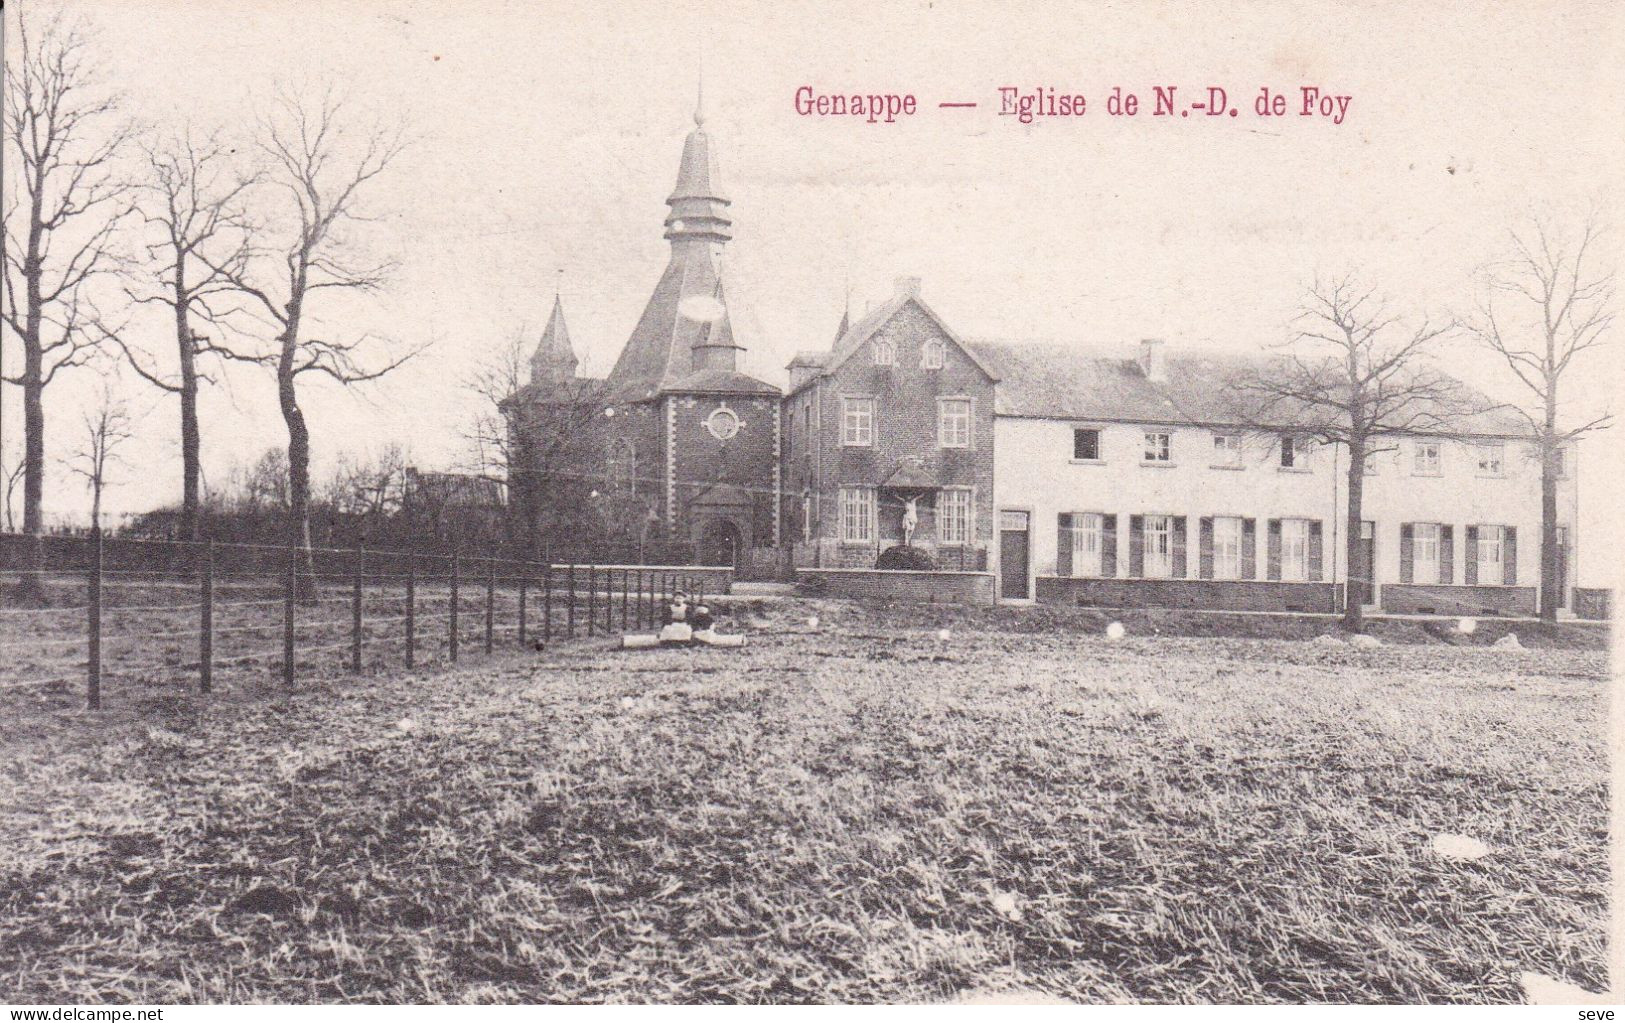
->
left=200, top=541, right=213, bottom=693
left=405, top=554, right=416, bottom=669
left=283, top=543, right=296, bottom=688
left=621, top=568, right=629, bottom=631
left=587, top=565, right=596, bottom=637
left=636, top=570, right=645, bottom=628
left=485, top=559, right=495, bottom=655
left=351, top=544, right=364, bottom=673
left=87, top=530, right=102, bottom=710
left=543, top=564, right=553, bottom=641
left=449, top=552, right=460, bottom=663
left=567, top=563, right=576, bottom=638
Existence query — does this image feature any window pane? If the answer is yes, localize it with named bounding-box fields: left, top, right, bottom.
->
left=1214, top=516, right=1242, bottom=579
left=1074, top=429, right=1099, bottom=461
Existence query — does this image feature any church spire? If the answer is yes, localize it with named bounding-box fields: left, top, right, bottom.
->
left=665, top=79, right=731, bottom=245
left=530, top=292, right=578, bottom=385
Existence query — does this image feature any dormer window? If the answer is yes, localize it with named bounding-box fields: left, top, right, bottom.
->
left=921, top=339, right=945, bottom=370
left=1280, top=434, right=1312, bottom=471
left=873, top=340, right=896, bottom=366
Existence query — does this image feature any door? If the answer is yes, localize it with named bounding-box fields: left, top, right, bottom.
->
left=700, top=519, right=742, bottom=571
left=999, top=510, right=1030, bottom=599
left=1352, top=520, right=1376, bottom=607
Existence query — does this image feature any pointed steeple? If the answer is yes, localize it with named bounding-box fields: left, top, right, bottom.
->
left=664, top=79, right=731, bottom=245
left=530, top=293, right=578, bottom=386
left=607, top=86, right=776, bottom=400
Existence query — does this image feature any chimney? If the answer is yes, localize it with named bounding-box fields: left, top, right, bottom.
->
left=894, top=275, right=922, bottom=299
left=1139, top=338, right=1167, bottom=382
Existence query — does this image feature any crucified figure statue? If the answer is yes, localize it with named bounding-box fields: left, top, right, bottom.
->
left=901, top=496, right=919, bottom=547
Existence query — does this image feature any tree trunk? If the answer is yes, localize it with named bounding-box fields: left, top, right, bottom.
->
left=1540, top=391, right=1561, bottom=623
left=1342, top=438, right=1367, bottom=632
left=16, top=209, right=48, bottom=602
left=176, top=274, right=202, bottom=542
left=278, top=339, right=318, bottom=602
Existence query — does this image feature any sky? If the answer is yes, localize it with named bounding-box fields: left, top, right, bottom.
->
left=3, top=0, right=1623, bottom=581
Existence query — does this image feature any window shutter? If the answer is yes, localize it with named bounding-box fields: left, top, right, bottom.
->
left=1129, top=515, right=1144, bottom=578
left=1056, top=513, right=1073, bottom=577
left=1172, top=517, right=1188, bottom=578
left=1504, top=526, right=1517, bottom=585
left=1241, top=519, right=1257, bottom=580
left=1102, top=515, right=1118, bottom=578
left=1439, top=525, right=1454, bottom=584
left=1464, top=526, right=1478, bottom=586
left=1400, top=523, right=1414, bottom=584
left=1266, top=519, right=1282, bottom=581
left=1199, top=517, right=1215, bottom=579
left=1308, top=520, right=1324, bottom=581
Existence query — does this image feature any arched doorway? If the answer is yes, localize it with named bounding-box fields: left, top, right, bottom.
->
left=700, top=518, right=743, bottom=571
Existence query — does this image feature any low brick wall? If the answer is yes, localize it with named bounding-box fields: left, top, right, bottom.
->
left=1574, top=588, right=1612, bottom=620
left=796, top=568, right=995, bottom=605
left=1379, top=584, right=1536, bottom=616
left=1036, top=576, right=1337, bottom=613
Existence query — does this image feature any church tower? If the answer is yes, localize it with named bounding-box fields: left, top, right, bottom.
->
left=604, top=85, right=762, bottom=400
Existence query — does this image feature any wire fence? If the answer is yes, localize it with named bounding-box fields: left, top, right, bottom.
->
left=0, top=532, right=733, bottom=709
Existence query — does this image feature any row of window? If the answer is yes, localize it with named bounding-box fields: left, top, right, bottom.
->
left=1058, top=514, right=1323, bottom=582
left=871, top=337, right=947, bottom=369
left=1071, top=427, right=1565, bottom=478
left=1401, top=523, right=1519, bottom=586
left=1055, top=514, right=1523, bottom=585
left=841, top=396, right=973, bottom=448
left=837, top=487, right=974, bottom=544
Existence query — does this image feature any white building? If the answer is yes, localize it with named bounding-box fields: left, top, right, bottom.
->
left=982, top=338, right=1582, bottom=615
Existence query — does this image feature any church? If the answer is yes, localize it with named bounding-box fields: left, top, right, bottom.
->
left=504, top=90, right=783, bottom=574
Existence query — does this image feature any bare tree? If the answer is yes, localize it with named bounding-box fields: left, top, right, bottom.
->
left=2, top=442, right=25, bottom=532
left=466, top=328, right=606, bottom=560
left=61, top=381, right=134, bottom=532
left=201, top=87, right=415, bottom=596
left=108, top=130, right=261, bottom=542
left=1466, top=213, right=1614, bottom=622
left=1, top=11, right=133, bottom=545
left=1239, top=275, right=1470, bottom=632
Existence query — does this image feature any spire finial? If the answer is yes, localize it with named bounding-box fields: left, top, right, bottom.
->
left=694, top=69, right=706, bottom=127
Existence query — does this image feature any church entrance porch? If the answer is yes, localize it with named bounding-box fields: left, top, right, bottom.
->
left=699, top=518, right=743, bottom=571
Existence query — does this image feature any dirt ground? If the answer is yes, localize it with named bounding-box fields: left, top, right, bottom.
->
left=0, top=595, right=1610, bottom=1003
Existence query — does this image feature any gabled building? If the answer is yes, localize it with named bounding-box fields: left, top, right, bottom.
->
left=783, top=276, right=998, bottom=569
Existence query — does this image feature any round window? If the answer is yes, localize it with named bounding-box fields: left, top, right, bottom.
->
left=706, top=407, right=740, bottom=440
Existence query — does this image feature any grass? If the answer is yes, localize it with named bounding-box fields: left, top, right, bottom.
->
left=0, top=596, right=1610, bottom=1003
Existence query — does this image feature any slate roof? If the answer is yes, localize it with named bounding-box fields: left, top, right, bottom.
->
left=664, top=367, right=780, bottom=396
left=969, top=340, right=1529, bottom=437
left=787, top=290, right=999, bottom=394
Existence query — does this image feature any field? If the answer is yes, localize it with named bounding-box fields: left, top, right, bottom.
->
left=0, top=595, right=1611, bottom=1003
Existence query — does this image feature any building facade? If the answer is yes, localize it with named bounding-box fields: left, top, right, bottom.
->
left=783, top=278, right=998, bottom=570
left=507, top=94, right=1586, bottom=611
left=983, top=338, right=1580, bottom=613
